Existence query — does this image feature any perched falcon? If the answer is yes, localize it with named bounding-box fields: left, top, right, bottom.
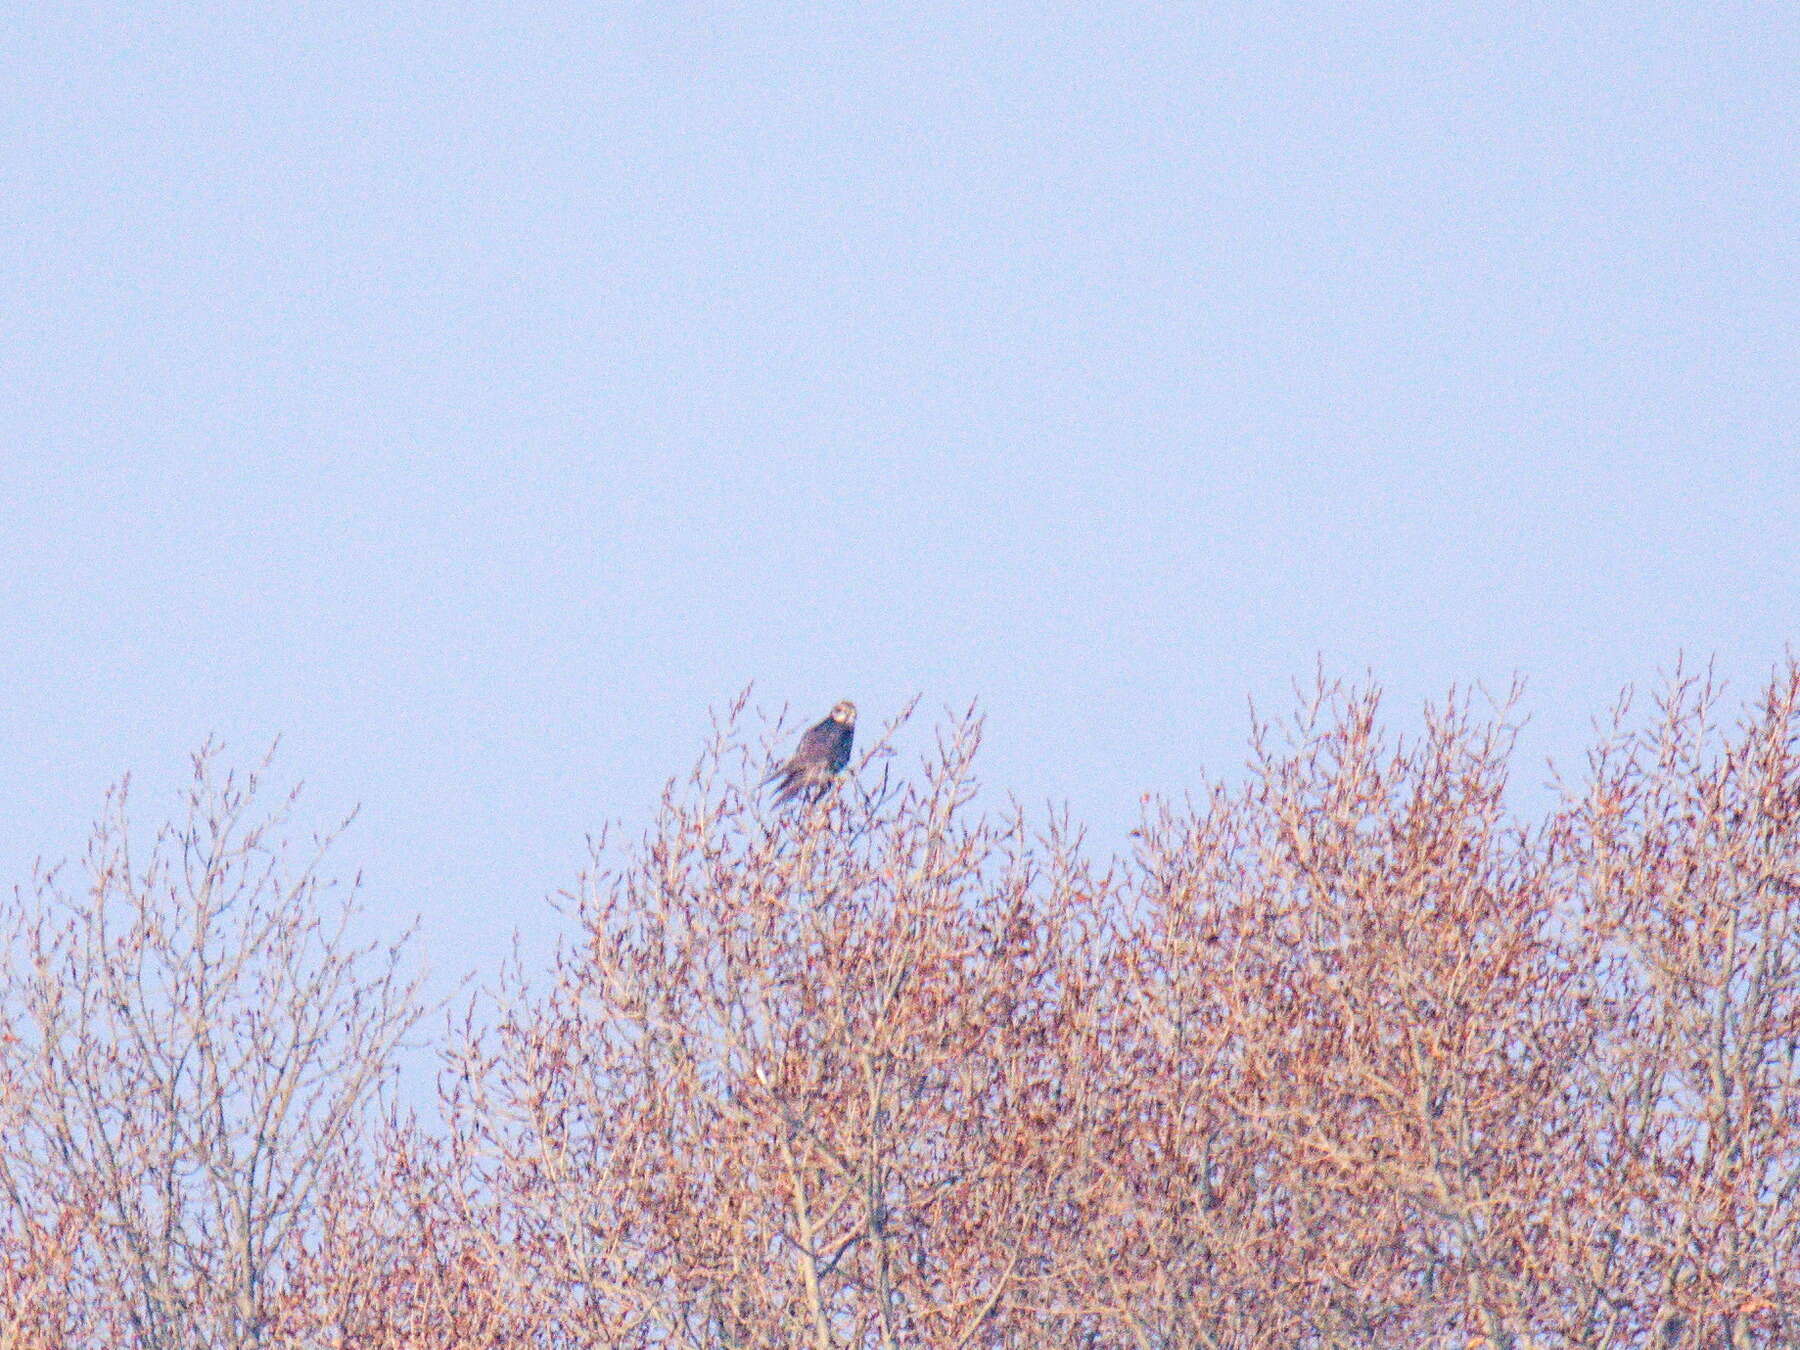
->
left=767, top=700, right=856, bottom=805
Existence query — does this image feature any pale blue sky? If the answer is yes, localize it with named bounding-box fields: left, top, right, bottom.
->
left=4, top=3, right=1796, bottom=997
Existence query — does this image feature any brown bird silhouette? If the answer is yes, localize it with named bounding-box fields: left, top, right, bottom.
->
left=767, top=700, right=856, bottom=804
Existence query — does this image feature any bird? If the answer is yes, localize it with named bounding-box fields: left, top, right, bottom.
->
left=767, top=700, right=856, bottom=805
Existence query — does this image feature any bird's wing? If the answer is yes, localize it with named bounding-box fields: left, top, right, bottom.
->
left=795, top=719, right=840, bottom=765
left=827, top=721, right=854, bottom=772
left=764, top=718, right=828, bottom=786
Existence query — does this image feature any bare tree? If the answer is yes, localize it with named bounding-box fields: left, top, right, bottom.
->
left=1569, top=665, right=1800, bottom=1348
left=441, top=700, right=1104, bottom=1348
left=6, top=667, right=1799, bottom=1347
left=0, top=746, right=424, bottom=1349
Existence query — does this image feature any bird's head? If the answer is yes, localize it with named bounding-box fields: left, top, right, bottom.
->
left=830, top=700, right=857, bottom=726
